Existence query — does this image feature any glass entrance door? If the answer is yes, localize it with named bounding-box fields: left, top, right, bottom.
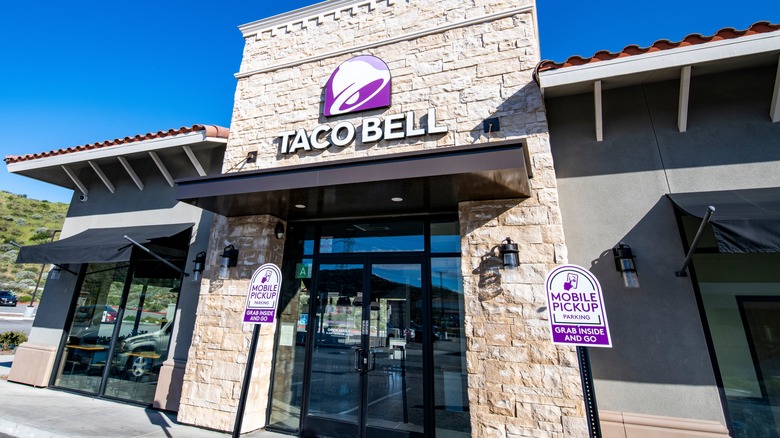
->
left=304, top=260, right=424, bottom=438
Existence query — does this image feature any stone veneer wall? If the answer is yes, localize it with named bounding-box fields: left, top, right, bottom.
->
left=460, top=134, right=586, bottom=437
left=226, top=0, right=544, bottom=172
left=178, top=215, right=285, bottom=433
left=178, top=0, right=587, bottom=435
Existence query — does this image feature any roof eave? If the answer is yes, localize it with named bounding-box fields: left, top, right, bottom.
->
left=539, top=31, right=780, bottom=94
left=6, top=131, right=227, bottom=174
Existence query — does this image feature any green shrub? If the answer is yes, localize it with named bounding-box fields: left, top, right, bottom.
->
left=0, top=330, right=28, bottom=350
left=16, top=294, right=31, bottom=303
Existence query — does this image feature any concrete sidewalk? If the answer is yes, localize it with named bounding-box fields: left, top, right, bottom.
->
left=0, top=312, right=35, bottom=321
left=0, top=355, right=290, bottom=438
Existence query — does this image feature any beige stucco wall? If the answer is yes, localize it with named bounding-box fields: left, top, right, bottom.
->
left=179, top=0, right=588, bottom=435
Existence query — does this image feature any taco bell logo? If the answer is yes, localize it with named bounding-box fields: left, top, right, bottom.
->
left=324, top=55, right=391, bottom=116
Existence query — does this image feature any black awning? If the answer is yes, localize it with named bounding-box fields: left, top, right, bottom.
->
left=175, top=142, right=531, bottom=219
left=16, top=223, right=194, bottom=264
left=667, top=188, right=780, bottom=253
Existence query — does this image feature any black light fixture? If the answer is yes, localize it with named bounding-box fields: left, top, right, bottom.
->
left=275, top=222, right=285, bottom=239
left=613, top=242, right=639, bottom=288
left=219, top=245, right=239, bottom=280
left=192, top=251, right=206, bottom=282
left=498, top=237, right=519, bottom=269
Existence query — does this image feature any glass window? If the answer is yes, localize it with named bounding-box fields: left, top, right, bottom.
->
left=55, top=263, right=128, bottom=393
left=431, top=257, right=470, bottom=437
left=320, top=221, right=424, bottom=253
left=696, top=252, right=780, bottom=437
left=267, top=251, right=313, bottom=431
left=54, top=235, right=187, bottom=406
left=431, top=221, right=460, bottom=253
left=103, top=259, right=180, bottom=404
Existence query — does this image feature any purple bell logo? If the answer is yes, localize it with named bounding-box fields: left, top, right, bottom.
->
left=324, top=55, right=391, bottom=117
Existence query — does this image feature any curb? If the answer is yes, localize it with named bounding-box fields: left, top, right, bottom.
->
left=0, top=417, right=70, bottom=438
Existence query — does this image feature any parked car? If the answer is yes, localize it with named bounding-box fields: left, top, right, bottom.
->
left=74, top=305, right=118, bottom=324
left=114, top=320, right=173, bottom=377
left=0, top=291, right=18, bottom=306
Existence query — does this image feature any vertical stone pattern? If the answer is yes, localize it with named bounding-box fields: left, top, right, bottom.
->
left=460, top=134, right=587, bottom=437
left=225, top=0, right=543, bottom=174
left=183, top=0, right=587, bottom=435
left=178, top=215, right=285, bottom=432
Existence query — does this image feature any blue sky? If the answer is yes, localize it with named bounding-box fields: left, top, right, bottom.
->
left=1, top=0, right=777, bottom=204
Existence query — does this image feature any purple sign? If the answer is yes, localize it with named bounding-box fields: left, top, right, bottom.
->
left=324, top=55, right=391, bottom=116
left=243, top=263, right=282, bottom=325
left=545, top=265, right=612, bottom=348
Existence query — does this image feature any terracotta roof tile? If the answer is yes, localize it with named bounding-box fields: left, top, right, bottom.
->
left=537, top=21, right=780, bottom=73
left=4, top=124, right=230, bottom=165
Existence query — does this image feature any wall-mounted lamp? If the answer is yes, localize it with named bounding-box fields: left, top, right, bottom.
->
left=192, top=251, right=206, bottom=282
left=275, top=222, right=285, bottom=239
left=498, top=237, right=519, bottom=269
left=613, top=242, right=639, bottom=288
left=50, top=266, right=61, bottom=280
left=218, top=245, right=239, bottom=280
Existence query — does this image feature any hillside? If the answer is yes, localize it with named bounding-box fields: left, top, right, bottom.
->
left=0, top=191, right=69, bottom=302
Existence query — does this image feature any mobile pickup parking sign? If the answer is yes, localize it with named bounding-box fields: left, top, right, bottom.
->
left=545, top=265, right=612, bottom=348
left=243, top=263, right=282, bottom=325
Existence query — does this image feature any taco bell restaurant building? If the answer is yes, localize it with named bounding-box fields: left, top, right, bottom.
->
left=6, top=0, right=780, bottom=437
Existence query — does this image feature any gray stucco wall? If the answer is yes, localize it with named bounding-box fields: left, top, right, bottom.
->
left=545, top=65, right=780, bottom=423
left=28, top=146, right=223, bottom=362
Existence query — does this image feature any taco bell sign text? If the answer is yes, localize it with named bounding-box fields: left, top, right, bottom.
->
left=243, top=263, right=283, bottom=325
left=545, top=265, right=612, bottom=348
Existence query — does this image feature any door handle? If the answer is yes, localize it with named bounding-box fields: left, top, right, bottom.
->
left=353, top=348, right=362, bottom=372
left=368, top=349, right=377, bottom=372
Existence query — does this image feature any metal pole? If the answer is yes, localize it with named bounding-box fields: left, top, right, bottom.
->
left=123, top=235, right=188, bottom=276
left=233, top=324, right=261, bottom=438
left=676, top=206, right=715, bottom=277
left=577, top=346, right=601, bottom=437
left=29, top=230, right=61, bottom=309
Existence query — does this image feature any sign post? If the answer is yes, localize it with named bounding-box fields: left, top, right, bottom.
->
left=233, top=263, right=283, bottom=438
left=545, top=264, right=610, bottom=437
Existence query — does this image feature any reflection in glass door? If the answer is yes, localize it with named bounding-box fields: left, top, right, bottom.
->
left=270, top=218, right=469, bottom=437
left=365, top=263, right=424, bottom=436
left=304, top=261, right=424, bottom=438
left=307, top=263, right=363, bottom=433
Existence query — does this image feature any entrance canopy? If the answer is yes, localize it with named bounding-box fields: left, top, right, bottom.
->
left=175, top=142, right=531, bottom=219
left=667, top=188, right=780, bottom=253
left=16, top=223, right=194, bottom=264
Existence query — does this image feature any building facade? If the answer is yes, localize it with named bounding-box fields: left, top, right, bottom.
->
left=174, top=1, right=586, bottom=436
left=539, top=22, right=780, bottom=437
left=5, top=1, right=779, bottom=438
left=5, top=125, right=228, bottom=411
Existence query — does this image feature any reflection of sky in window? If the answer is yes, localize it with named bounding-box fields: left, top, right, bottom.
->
left=323, top=235, right=423, bottom=253
left=373, top=264, right=422, bottom=288
left=432, top=257, right=462, bottom=293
